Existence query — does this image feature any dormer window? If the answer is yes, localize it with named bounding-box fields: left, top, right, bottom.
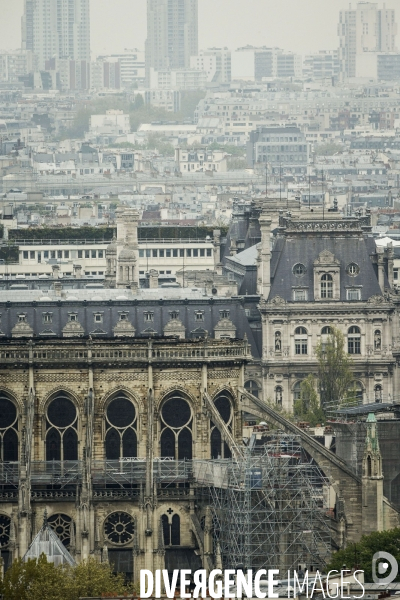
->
left=220, top=310, right=230, bottom=319
left=144, top=312, right=154, bottom=322
left=119, top=313, right=128, bottom=321
left=69, top=314, right=77, bottom=322
left=94, top=312, right=103, bottom=323
left=320, top=274, right=333, bottom=299
left=195, top=311, right=204, bottom=322
left=347, top=288, right=361, bottom=301
left=293, top=289, right=307, bottom=301
left=42, top=312, right=53, bottom=324
left=170, top=311, right=179, bottom=320
left=18, top=314, right=26, bottom=322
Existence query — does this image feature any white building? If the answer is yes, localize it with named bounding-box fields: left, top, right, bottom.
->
left=0, top=50, right=35, bottom=83
left=175, top=147, right=228, bottom=174
left=190, top=48, right=231, bottom=83
left=232, top=47, right=301, bottom=81
left=97, top=50, right=145, bottom=86
left=22, top=0, right=91, bottom=70
left=148, top=67, right=206, bottom=90
left=338, top=2, right=398, bottom=78
left=90, top=111, right=130, bottom=136
left=145, top=0, right=198, bottom=84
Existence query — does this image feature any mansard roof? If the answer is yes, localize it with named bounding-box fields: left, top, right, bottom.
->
left=0, top=289, right=260, bottom=359
left=269, top=229, right=384, bottom=303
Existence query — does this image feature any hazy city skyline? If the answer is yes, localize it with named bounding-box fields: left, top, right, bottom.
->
left=1, top=0, right=397, bottom=57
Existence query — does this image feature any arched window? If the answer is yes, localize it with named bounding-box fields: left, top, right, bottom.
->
left=105, top=395, right=137, bottom=460
left=321, top=326, right=332, bottom=352
left=162, top=511, right=180, bottom=546
left=244, top=380, right=259, bottom=399
left=320, top=274, right=333, bottom=299
left=46, top=395, right=78, bottom=461
left=275, top=386, right=283, bottom=406
left=367, top=455, right=372, bottom=477
left=210, top=394, right=232, bottom=459
left=293, top=381, right=302, bottom=403
left=374, top=385, right=382, bottom=403
left=160, top=396, right=192, bottom=459
left=321, top=326, right=332, bottom=335
left=0, top=396, right=18, bottom=462
left=348, top=326, right=361, bottom=355
left=294, top=327, right=308, bottom=355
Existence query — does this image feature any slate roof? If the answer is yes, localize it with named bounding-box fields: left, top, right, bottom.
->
left=0, top=289, right=261, bottom=359
left=269, top=233, right=383, bottom=302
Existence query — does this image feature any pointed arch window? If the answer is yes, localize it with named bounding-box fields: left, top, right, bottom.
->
left=162, top=511, right=180, bottom=547
left=0, top=396, right=18, bottom=462
left=105, top=395, right=137, bottom=460
left=160, top=396, right=192, bottom=460
left=210, top=394, right=232, bottom=459
left=46, top=395, right=77, bottom=461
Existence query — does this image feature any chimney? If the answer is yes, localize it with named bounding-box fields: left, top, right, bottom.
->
left=149, top=269, right=159, bottom=289
left=73, top=264, right=82, bottom=279
left=258, top=214, right=272, bottom=300
left=53, top=281, right=62, bottom=296
left=52, top=264, right=60, bottom=279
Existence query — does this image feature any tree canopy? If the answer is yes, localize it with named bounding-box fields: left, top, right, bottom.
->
left=0, top=555, right=135, bottom=600
left=327, top=528, right=400, bottom=582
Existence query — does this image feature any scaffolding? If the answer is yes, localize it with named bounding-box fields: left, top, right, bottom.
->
left=195, top=434, right=331, bottom=572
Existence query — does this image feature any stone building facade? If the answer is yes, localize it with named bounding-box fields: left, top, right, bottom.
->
left=0, top=336, right=250, bottom=578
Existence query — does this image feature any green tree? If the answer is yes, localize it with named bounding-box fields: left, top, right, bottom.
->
left=66, top=558, right=130, bottom=599
left=316, top=326, right=353, bottom=410
left=0, top=555, right=133, bottom=600
left=294, top=374, right=326, bottom=426
left=314, top=143, right=344, bottom=156
left=0, top=555, right=68, bottom=600
left=132, top=93, right=144, bottom=110
left=327, top=528, right=400, bottom=582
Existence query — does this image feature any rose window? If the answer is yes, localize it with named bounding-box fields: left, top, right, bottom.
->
left=104, top=511, right=134, bottom=545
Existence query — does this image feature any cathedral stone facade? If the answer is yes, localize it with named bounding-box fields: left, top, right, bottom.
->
left=0, top=336, right=250, bottom=577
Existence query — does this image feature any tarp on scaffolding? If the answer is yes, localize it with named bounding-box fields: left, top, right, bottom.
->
left=24, top=516, right=75, bottom=567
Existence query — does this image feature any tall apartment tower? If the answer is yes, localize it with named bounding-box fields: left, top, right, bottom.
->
left=22, top=0, right=90, bottom=70
left=145, top=0, right=198, bottom=83
left=338, top=2, right=397, bottom=78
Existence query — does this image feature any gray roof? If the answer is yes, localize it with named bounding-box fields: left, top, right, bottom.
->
left=229, top=244, right=258, bottom=267
left=0, top=289, right=261, bottom=359
left=269, top=233, right=383, bottom=302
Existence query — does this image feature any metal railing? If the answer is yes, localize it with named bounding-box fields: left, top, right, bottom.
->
left=30, top=461, right=82, bottom=487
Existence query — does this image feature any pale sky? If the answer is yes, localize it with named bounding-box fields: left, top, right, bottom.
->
left=0, top=0, right=397, bottom=57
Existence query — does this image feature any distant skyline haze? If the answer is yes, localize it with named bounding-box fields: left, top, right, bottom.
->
left=0, top=0, right=397, bottom=56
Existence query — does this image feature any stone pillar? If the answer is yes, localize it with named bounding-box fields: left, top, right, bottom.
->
left=362, top=413, right=384, bottom=534
left=377, top=247, right=385, bottom=293
left=387, top=242, right=394, bottom=288
left=259, top=215, right=272, bottom=300
left=73, top=264, right=82, bottom=279
left=213, top=229, right=221, bottom=268
left=52, top=264, right=60, bottom=279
